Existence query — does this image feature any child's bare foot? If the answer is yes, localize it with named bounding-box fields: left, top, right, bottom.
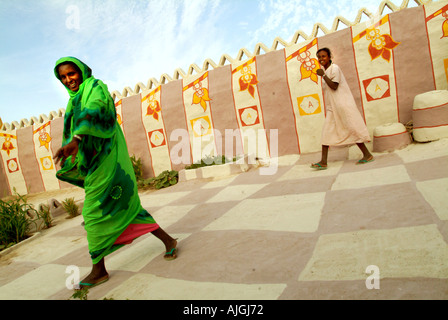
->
left=356, top=155, right=374, bottom=164
left=310, top=162, right=327, bottom=170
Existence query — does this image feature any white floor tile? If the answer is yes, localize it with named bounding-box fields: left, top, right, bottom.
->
left=140, top=191, right=192, bottom=208
left=278, top=161, right=343, bottom=181
left=395, top=138, right=448, bottom=163
left=416, top=178, right=448, bottom=220
left=201, top=175, right=238, bottom=189
left=299, top=224, right=448, bottom=281
left=205, top=184, right=268, bottom=203
left=107, top=233, right=190, bottom=272
left=0, top=264, right=89, bottom=299
left=331, top=165, right=411, bottom=190
left=11, top=234, right=87, bottom=264
left=151, top=205, right=196, bottom=227
left=203, top=193, right=326, bottom=232
left=101, top=273, right=286, bottom=300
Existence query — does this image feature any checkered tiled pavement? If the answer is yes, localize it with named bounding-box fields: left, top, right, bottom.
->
left=0, top=139, right=447, bottom=300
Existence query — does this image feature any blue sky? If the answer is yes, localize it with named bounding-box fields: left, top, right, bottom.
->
left=0, top=0, right=407, bottom=125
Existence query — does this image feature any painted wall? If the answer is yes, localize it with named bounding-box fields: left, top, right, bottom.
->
left=1, top=1, right=447, bottom=197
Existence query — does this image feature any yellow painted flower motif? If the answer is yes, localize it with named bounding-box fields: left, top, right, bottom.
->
left=441, top=10, right=448, bottom=39
left=192, top=82, right=211, bottom=112
left=298, top=50, right=319, bottom=84
left=39, top=130, right=52, bottom=151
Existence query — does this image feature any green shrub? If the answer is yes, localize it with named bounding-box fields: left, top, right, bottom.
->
left=153, top=170, right=178, bottom=189
left=138, top=170, right=179, bottom=190
left=130, top=155, right=178, bottom=190
left=70, top=287, right=89, bottom=300
left=130, top=154, right=143, bottom=181
left=38, top=204, right=53, bottom=229
left=185, top=155, right=236, bottom=170
left=0, top=191, right=38, bottom=250
left=62, top=197, right=80, bottom=218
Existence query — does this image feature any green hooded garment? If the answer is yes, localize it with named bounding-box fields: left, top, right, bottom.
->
left=54, top=57, right=158, bottom=264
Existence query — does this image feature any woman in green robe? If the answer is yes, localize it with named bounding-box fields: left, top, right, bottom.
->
left=54, top=57, right=177, bottom=289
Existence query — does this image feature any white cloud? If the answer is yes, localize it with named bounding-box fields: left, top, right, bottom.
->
left=94, top=0, right=228, bottom=92
left=246, top=0, right=386, bottom=47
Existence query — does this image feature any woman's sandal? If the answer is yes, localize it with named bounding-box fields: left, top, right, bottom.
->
left=78, top=276, right=109, bottom=289
left=164, top=247, right=178, bottom=261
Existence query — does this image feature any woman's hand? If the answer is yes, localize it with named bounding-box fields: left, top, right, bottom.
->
left=54, top=139, right=79, bottom=166
left=316, top=68, right=325, bottom=77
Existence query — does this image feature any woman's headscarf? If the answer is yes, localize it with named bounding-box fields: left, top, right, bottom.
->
left=54, top=57, right=117, bottom=183
left=54, top=57, right=94, bottom=105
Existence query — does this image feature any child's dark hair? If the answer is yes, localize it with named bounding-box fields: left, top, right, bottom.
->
left=316, top=47, right=333, bottom=63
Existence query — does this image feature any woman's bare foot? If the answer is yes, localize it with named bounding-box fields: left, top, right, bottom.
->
left=152, top=227, right=178, bottom=261
left=78, top=272, right=109, bottom=289
left=164, top=238, right=178, bottom=261
left=78, top=258, right=109, bottom=289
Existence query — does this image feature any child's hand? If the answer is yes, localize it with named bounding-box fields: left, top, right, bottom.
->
left=316, top=69, right=325, bottom=76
